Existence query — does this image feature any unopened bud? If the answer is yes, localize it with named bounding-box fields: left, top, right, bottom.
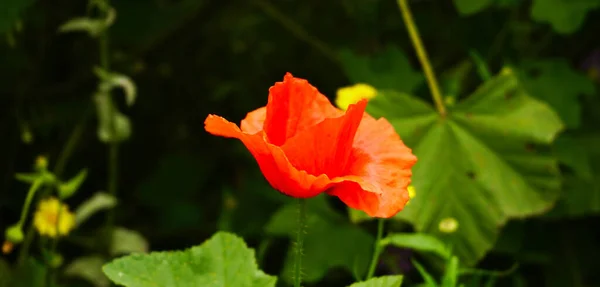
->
left=5, top=224, right=24, bottom=243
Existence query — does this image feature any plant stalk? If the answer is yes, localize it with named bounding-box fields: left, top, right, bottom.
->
left=98, top=0, right=119, bottom=249
left=397, top=0, right=447, bottom=117
left=16, top=179, right=43, bottom=265
left=294, top=198, right=307, bottom=287
left=366, top=218, right=385, bottom=280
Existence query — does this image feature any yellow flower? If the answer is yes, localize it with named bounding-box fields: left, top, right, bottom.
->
left=335, top=83, right=377, bottom=111
left=406, top=185, right=416, bottom=205
left=438, top=217, right=459, bottom=233
left=33, top=197, right=76, bottom=238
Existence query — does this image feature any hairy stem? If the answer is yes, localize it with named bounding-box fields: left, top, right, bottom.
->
left=397, top=0, right=446, bottom=117
left=294, top=198, right=307, bottom=287
left=366, top=218, right=385, bottom=280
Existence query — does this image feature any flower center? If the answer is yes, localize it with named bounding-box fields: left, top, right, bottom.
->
left=45, top=212, right=58, bottom=227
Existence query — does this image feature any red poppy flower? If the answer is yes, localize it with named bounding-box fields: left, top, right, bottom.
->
left=204, top=73, right=417, bottom=218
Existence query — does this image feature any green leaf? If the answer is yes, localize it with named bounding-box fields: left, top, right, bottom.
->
left=518, top=59, right=596, bottom=129
left=74, top=192, right=117, bottom=226
left=0, top=0, right=35, bottom=34
left=339, top=45, right=424, bottom=94
left=14, top=173, right=40, bottom=184
left=58, top=17, right=110, bottom=37
left=94, top=92, right=132, bottom=143
left=469, top=50, right=491, bottom=81
left=412, top=259, right=439, bottom=287
left=370, top=68, right=563, bottom=265
left=93, top=66, right=137, bottom=144
left=265, top=195, right=374, bottom=284
left=102, top=232, right=276, bottom=287
left=531, top=0, right=600, bottom=34
left=348, top=275, right=404, bottom=287
left=381, top=233, right=451, bottom=260
left=58, top=4, right=116, bottom=37
left=453, top=0, right=493, bottom=15
left=58, top=168, right=88, bottom=199
left=64, top=256, right=110, bottom=287
left=110, top=227, right=149, bottom=256
left=94, top=67, right=137, bottom=106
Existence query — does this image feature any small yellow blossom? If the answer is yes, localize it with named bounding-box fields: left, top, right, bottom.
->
left=33, top=197, right=76, bottom=238
left=335, top=83, right=377, bottom=111
left=406, top=185, right=416, bottom=205
left=438, top=217, right=459, bottom=233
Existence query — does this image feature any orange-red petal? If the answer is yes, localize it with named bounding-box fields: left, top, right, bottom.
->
left=263, top=73, right=342, bottom=146
left=205, top=115, right=332, bottom=198
left=328, top=116, right=417, bottom=218
left=240, top=107, right=266, bottom=134
left=281, top=100, right=367, bottom=178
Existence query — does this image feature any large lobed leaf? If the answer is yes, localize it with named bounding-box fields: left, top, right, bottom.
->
left=348, top=275, right=404, bottom=287
left=517, top=59, right=596, bottom=129
left=365, top=69, right=563, bottom=265
left=453, top=0, right=494, bottom=15
left=103, top=232, right=276, bottom=287
left=531, top=0, right=600, bottom=34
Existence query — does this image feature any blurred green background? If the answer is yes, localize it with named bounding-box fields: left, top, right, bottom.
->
left=1, top=0, right=600, bottom=286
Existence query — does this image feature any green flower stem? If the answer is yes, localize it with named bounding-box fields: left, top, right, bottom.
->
left=397, top=0, right=447, bottom=117
left=15, top=179, right=43, bottom=266
left=17, top=226, right=34, bottom=266
left=98, top=0, right=120, bottom=251
left=104, top=142, right=119, bottom=232
left=18, top=108, right=89, bottom=266
left=53, top=108, right=91, bottom=176
left=294, top=198, right=307, bottom=287
left=366, top=218, right=385, bottom=280
left=17, top=179, right=43, bottom=229
left=15, top=111, right=88, bottom=267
